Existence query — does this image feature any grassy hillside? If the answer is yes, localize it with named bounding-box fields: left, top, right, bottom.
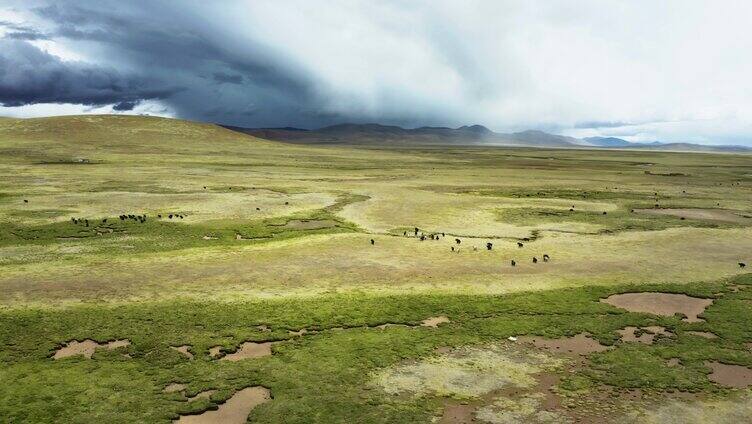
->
left=1, top=115, right=751, bottom=423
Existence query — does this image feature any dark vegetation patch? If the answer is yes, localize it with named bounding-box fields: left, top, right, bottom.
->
left=0, top=274, right=751, bottom=422
left=494, top=206, right=732, bottom=233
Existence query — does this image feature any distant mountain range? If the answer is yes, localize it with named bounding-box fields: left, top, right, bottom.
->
left=224, top=123, right=751, bottom=152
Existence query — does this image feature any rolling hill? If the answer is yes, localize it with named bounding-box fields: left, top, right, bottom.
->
left=226, top=122, right=751, bottom=152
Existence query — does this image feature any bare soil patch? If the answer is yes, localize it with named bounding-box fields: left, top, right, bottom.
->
left=171, top=345, right=194, bottom=359
left=174, top=386, right=271, bottom=424
left=617, top=326, right=672, bottom=344
left=635, top=208, right=751, bottom=223
left=421, top=316, right=450, bottom=328
left=518, top=333, right=611, bottom=355
left=208, top=346, right=222, bottom=358
left=601, top=292, right=713, bottom=322
left=220, top=342, right=273, bottom=361
left=706, top=362, right=752, bottom=388
left=439, top=403, right=474, bottom=424
left=53, top=339, right=130, bottom=359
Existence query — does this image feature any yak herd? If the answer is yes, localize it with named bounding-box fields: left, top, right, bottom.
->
left=389, top=226, right=551, bottom=267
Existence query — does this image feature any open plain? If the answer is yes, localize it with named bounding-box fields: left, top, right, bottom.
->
left=1, top=115, right=752, bottom=423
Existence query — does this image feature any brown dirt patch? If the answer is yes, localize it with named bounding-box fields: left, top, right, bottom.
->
left=706, top=362, right=752, bottom=388
left=617, top=326, right=672, bottom=344
left=208, top=346, right=222, bottom=358
left=220, top=342, right=273, bottom=361
left=686, top=331, right=718, bottom=339
left=634, top=208, right=751, bottom=223
left=518, top=333, right=611, bottom=355
left=53, top=339, right=130, bottom=359
left=282, top=219, right=338, bottom=230
left=439, top=402, right=474, bottom=424
left=171, top=345, right=194, bottom=359
left=173, top=386, right=271, bottom=424
left=421, top=316, right=450, bottom=328
left=601, top=292, right=713, bottom=322
left=667, top=358, right=681, bottom=367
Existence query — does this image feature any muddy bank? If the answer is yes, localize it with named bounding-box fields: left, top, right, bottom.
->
left=53, top=339, right=130, bottom=359
left=173, top=386, right=272, bottom=424
left=220, top=342, right=273, bottom=361
left=706, top=362, right=752, bottom=388
left=518, top=333, right=611, bottom=355
left=174, top=386, right=271, bottom=424
left=171, top=345, right=194, bottom=359
left=601, top=292, right=713, bottom=322
left=617, top=326, right=672, bottom=344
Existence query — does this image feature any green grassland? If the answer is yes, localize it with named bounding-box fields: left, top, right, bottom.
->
left=1, top=115, right=752, bottom=423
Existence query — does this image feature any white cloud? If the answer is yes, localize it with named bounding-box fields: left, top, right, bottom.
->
left=2, top=0, right=752, bottom=144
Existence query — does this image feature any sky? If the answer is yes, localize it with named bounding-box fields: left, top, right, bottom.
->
left=1, top=1, right=752, bottom=145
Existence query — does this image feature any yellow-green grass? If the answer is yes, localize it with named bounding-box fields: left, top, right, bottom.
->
left=1, top=115, right=752, bottom=422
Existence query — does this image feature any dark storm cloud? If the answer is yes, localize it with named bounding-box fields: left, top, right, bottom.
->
left=0, top=39, right=179, bottom=107
left=14, top=1, right=326, bottom=127
left=213, top=72, right=243, bottom=85
left=112, top=100, right=139, bottom=111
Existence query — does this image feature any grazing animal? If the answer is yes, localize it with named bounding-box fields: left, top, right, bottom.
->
left=740, top=262, right=747, bottom=268
left=511, top=260, right=516, bottom=266
left=455, top=238, right=461, bottom=245
left=451, top=246, right=455, bottom=252
left=569, top=208, right=574, bottom=212
left=414, top=227, right=419, bottom=235
left=630, top=209, right=634, bottom=213
left=602, top=211, right=607, bottom=215
left=169, top=214, right=173, bottom=219
left=442, top=233, right=445, bottom=237
left=517, top=242, right=524, bottom=248
left=256, top=207, right=260, bottom=211
left=370, top=239, right=375, bottom=245
left=102, top=219, right=107, bottom=223
left=403, top=231, right=407, bottom=236
left=543, top=254, right=549, bottom=262
left=486, top=242, right=493, bottom=251
left=203, top=186, right=206, bottom=189
left=158, top=214, right=162, bottom=218
left=285, top=201, right=289, bottom=205
left=23, top=199, right=28, bottom=203
left=533, top=257, right=538, bottom=263
left=420, top=235, right=426, bottom=241
left=179, top=215, right=184, bottom=219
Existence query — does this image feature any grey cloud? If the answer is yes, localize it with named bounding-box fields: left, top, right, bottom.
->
left=213, top=72, right=243, bottom=85
left=0, top=39, right=180, bottom=107
left=574, top=121, right=633, bottom=129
